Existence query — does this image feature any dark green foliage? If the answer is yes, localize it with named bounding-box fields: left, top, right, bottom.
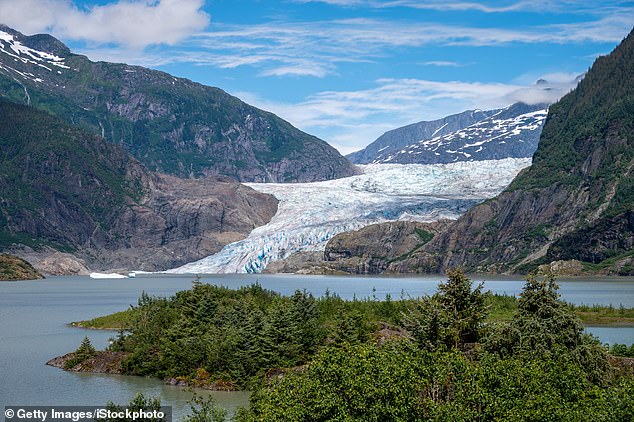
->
left=241, top=273, right=633, bottom=421
left=98, top=393, right=166, bottom=422
left=183, top=394, right=227, bottom=422
left=108, top=281, right=418, bottom=388
left=241, top=344, right=634, bottom=422
left=64, top=336, right=96, bottom=369
left=609, top=343, right=634, bottom=358
left=414, top=228, right=435, bottom=244
left=0, top=28, right=355, bottom=181
left=484, top=272, right=612, bottom=385
left=509, top=31, right=634, bottom=194
left=403, top=268, right=487, bottom=350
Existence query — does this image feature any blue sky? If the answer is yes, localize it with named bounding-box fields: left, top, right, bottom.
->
left=1, top=0, right=632, bottom=153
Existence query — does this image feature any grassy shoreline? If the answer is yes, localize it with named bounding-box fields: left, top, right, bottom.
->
left=71, top=295, right=634, bottom=330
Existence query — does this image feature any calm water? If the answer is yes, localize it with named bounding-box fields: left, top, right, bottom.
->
left=1, top=273, right=633, bottom=420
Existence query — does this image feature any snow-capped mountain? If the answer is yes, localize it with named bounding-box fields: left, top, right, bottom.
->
left=167, top=158, right=531, bottom=274
left=347, top=108, right=501, bottom=164
left=349, top=102, right=548, bottom=165
left=0, top=27, right=70, bottom=93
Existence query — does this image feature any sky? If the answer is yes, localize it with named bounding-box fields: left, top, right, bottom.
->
left=0, top=1, right=633, bottom=154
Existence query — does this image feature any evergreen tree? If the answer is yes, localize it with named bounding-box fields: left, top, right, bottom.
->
left=403, top=269, right=488, bottom=350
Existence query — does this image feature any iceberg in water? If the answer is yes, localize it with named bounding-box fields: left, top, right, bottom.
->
left=168, top=159, right=531, bottom=274
left=89, top=272, right=128, bottom=279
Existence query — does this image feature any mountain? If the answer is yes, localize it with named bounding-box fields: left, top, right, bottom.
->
left=347, top=108, right=500, bottom=163
left=348, top=102, right=548, bottom=165
left=0, top=25, right=356, bottom=182
left=390, top=29, right=634, bottom=275
left=0, top=99, right=278, bottom=272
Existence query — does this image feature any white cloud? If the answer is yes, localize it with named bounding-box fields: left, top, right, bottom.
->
left=0, top=0, right=210, bottom=48
left=234, top=74, right=580, bottom=154
left=296, top=0, right=632, bottom=14
left=421, top=61, right=463, bottom=67
left=171, top=15, right=631, bottom=77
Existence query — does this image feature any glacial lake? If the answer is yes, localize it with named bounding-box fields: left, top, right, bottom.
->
left=1, top=273, right=634, bottom=420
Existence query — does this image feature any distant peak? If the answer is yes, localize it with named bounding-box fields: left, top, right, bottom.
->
left=0, top=24, right=70, bottom=57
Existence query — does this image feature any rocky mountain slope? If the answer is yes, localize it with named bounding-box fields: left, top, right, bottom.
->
left=0, top=254, right=43, bottom=280
left=0, top=99, right=278, bottom=272
left=393, top=29, right=634, bottom=275
left=0, top=24, right=355, bottom=182
left=348, top=102, right=548, bottom=165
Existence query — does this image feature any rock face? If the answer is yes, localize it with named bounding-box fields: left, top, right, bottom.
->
left=0, top=100, right=278, bottom=272
left=47, top=352, right=127, bottom=374
left=265, top=221, right=451, bottom=275
left=0, top=25, right=356, bottom=182
left=20, top=251, right=91, bottom=276
left=90, top=174, right=279, bottom=271
left=394, top=30, right=634, bottom=275
left=0, top=254, right=43, bottom=280
left=348, top=103, right=548, bottom=165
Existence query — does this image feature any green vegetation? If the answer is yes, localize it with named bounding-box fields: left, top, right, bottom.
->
left=0, top=37, right=354, bottom=181
left=239, top=272, right=634, bottom=420
left=64, top=336, right=96, bottom=369
left=71, top=309, right=139, bottom=330
left=80, top=271, right=634, bottom=420
left=414, top=228, right=435, bottom=244
left=75, top=290, right=634, bottom=331
left=508, top=31, right=634, bottom=196
left=0, top=254, right=43, bottom=281
left=0, top=99, right=147, bottom=250
left=98, top=393, right=165, bottom=422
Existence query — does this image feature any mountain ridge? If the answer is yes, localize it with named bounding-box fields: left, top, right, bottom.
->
left=0, top=24, right=356, bottom=182
left=348, top=102, right=548, bottom=165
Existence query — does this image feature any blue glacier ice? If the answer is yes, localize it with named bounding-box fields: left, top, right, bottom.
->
left=167, top=159, right=531, bottom=274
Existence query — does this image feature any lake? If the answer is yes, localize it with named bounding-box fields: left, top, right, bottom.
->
left=1, top=273, right=633, bottom=420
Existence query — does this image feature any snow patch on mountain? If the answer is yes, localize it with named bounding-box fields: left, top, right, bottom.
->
left=168, top=158, right=531, bottom=274
left=374, top=107, right=548, bottom=164
left=0, top=30, right=69, bottom=71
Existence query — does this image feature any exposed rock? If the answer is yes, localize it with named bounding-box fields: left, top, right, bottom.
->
left=46, top=351, right=128, bottom=374
left=88, top=174, right=279, bottom=271
left=0, top=254, right=43, bottom=280
left=350, top=102, right=548, bottom=165
left=18, top=251, right=90, bottom=276
left=0, top=100, right=279, bottom=272
left=538, top=260, right=585, bottom=276
left=265, top=220, right=452, bottom=275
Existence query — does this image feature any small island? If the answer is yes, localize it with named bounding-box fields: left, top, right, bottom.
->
left=0, top=254, right=43, bottom=281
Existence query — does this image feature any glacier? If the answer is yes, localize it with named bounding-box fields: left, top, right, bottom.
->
left=167, top=158, right=531, bottom=274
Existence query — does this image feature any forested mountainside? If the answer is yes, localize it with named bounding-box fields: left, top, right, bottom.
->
left=0, top=25, right=356, bottom=182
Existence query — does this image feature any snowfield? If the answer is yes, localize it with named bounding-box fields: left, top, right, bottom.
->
left=167, top=158, right=531, bottom=274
